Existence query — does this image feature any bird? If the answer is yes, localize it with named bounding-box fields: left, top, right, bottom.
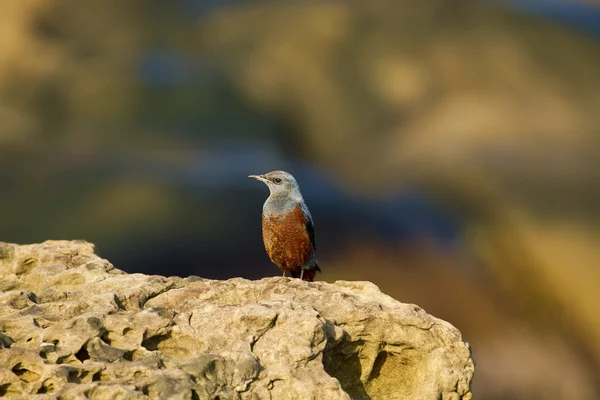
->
left=248, top=170, right=320, bottom=281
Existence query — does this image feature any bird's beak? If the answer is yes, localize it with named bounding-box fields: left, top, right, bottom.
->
left=248, top=174, right=269, bottom=184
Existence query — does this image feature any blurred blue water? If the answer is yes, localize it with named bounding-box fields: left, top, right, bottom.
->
left=119, top=145, right=461, bottom=246
left=180, top=0, right=240, bottom=17
left=139, top=53, right=189, bottom=85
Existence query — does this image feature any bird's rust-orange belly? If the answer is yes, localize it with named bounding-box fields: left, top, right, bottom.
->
left=262, top=206, right=313, bottom=271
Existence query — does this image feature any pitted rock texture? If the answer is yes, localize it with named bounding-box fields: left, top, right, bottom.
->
left=0, top=241, right=474, bottom=399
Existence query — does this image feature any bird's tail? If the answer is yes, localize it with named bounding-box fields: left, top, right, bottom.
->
left=292, top=263, right=321, bottom=282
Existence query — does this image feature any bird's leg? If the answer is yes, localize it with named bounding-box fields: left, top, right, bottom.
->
left=300, top=269, right=304, bottom=280
left=282, top=271, right=287, bottom=277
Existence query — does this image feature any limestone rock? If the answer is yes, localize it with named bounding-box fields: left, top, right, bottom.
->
left=0, top=241, right=474, bottom=399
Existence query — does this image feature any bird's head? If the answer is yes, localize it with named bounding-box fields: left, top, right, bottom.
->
left=249, top=170, right=302, bottom=200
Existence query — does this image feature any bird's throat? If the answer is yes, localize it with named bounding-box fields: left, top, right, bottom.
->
left=263, top=195, right=300, bottom=217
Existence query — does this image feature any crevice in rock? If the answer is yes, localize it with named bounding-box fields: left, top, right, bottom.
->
left=266, top=378, right=283, bottom=391
left=75, top=345, right=90, bottom=362
left=140, top=282, right=179, bottom=309
left=323, top=339, right=371, bottom=400
left=12, top=363, right=40, bottom=382
left=368, top=351, right=387, bottom=381
left=249, top=313, right=278, bottom=352
left=68, top=369, right=89, bottom=383
left=26, top=291, right=40, bottom=304
left=56, top=355, right=71, bottom=364
left=113, top=294, right=126, bottom=310
left=38, top=379, right=55, bottom=394
left=101, top=331, right=112, bottom=345
left=0, top=332, right=14, bottom=348
left=123, top=350, right=135, bottom=361
left=142, top=332, right=171, bottom=351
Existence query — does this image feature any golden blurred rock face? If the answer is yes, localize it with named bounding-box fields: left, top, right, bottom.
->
left=0, top=0, right=599, bottom=398
left=0, top=0, right=147, bottom=149
left=199, top=0, right=600, bottom=185
left=0, top=0, right=49, bottom=143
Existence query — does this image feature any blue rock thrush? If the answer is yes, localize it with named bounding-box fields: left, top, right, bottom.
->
left=249, top=170, right=321, bottom=281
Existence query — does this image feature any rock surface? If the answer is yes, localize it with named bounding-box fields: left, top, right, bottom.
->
left=0, top=241, right=474, bottom=399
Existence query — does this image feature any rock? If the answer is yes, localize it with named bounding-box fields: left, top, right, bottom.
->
left=0, top=241, right=474, bottom=399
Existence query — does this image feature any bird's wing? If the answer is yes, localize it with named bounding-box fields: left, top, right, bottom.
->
left=300, top=202, right=316, bottom=252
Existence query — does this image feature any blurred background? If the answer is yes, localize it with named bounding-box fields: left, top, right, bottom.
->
left=1, top=0, right=599, bottom=398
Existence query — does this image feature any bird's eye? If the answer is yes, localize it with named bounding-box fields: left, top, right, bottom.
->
left=273, top=177, right=282, bottom=184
